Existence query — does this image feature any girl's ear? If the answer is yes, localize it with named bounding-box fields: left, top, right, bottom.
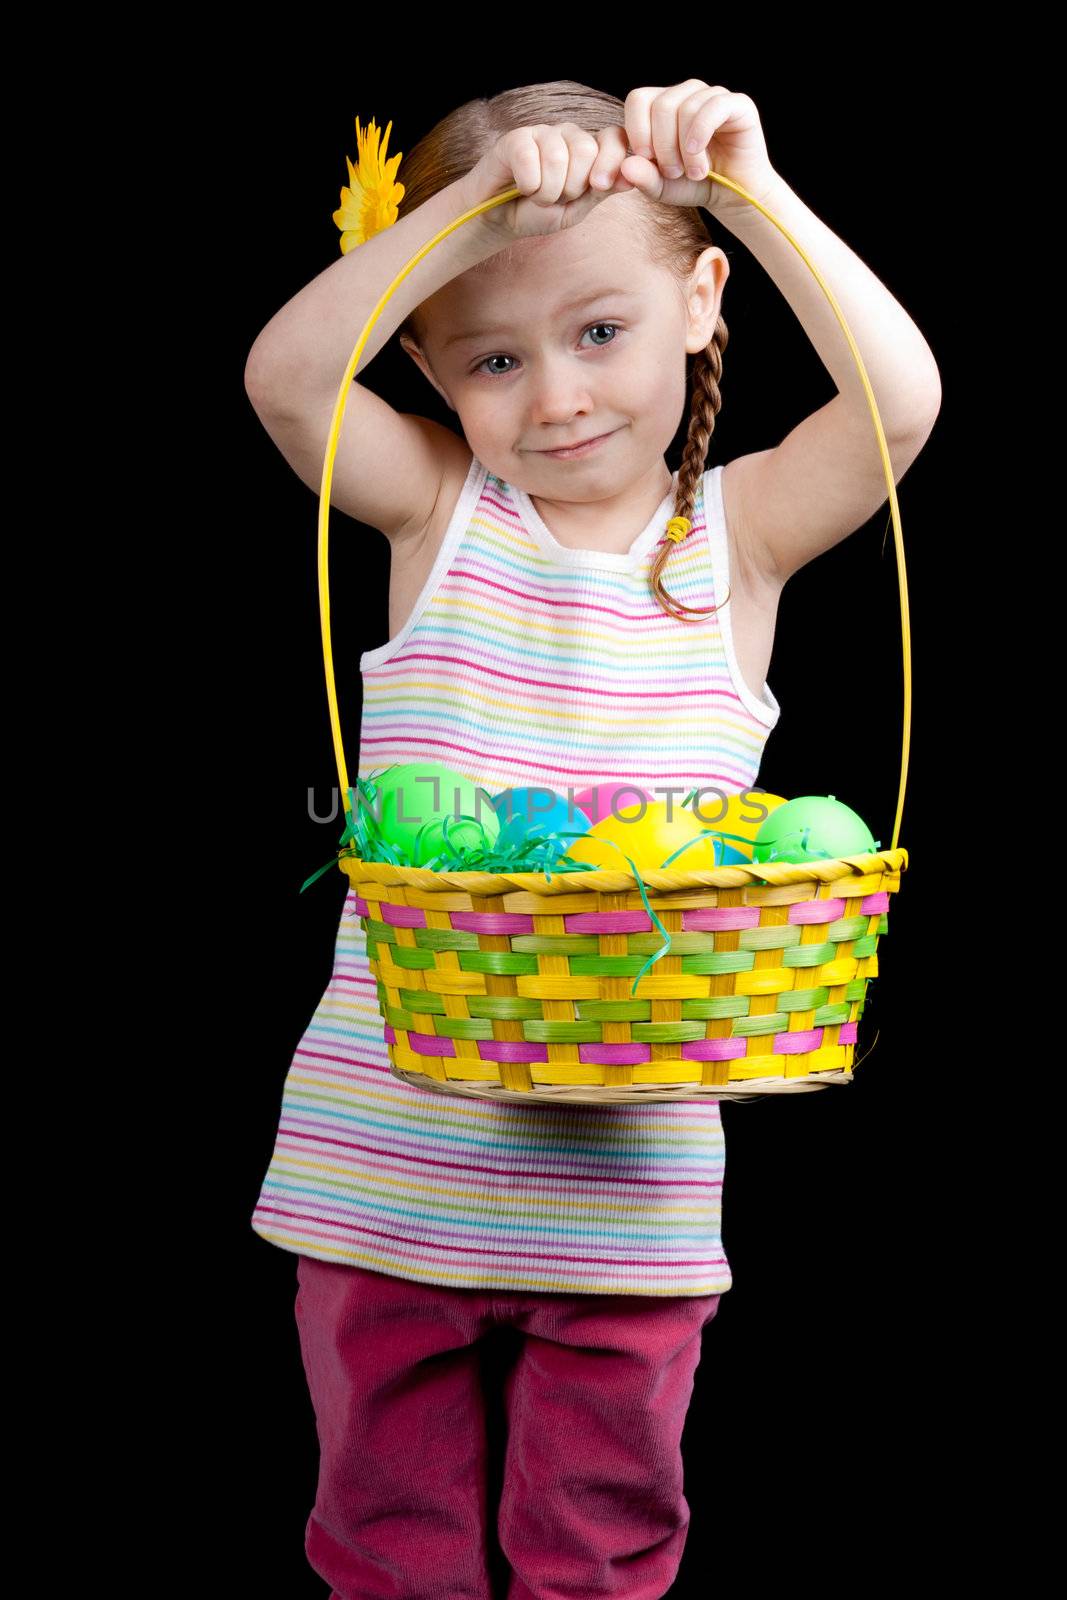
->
left=399, top=333, right=456, bottom=413
left=684, top=246, right=729, bottom=353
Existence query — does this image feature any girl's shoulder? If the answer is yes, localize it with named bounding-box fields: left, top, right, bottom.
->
left=405, top=440, right=481, bottom=571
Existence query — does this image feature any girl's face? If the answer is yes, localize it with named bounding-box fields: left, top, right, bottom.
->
left=400, top=196, right=727, bottom=499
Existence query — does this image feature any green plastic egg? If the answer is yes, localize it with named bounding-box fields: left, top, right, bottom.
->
left=366, top=761, right=500, bottom=865
left=752, top=794, right=877, bottom=864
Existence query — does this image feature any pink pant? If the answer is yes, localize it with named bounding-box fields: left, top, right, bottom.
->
left=294, top=1254, right=722, bottom=1600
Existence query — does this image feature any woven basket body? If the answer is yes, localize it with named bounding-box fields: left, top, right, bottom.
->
left=342, top=849, right=907, bottom=1104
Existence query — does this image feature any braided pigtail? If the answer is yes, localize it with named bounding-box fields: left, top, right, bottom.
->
left=648, top=316, right=732, bottom=622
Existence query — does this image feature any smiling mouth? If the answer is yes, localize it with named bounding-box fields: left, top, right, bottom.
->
left=539, top=430, right=617, bottom=456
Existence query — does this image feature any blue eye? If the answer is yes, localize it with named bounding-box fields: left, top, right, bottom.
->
left=472, top=321, right=622, bottom=378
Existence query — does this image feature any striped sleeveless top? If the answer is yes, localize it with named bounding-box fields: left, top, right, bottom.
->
left=250, top=454, right=781, bottom=1295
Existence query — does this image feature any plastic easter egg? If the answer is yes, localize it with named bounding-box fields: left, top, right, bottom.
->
left=682, top=787, right=789, bottom=861
left=715, top=842, right=754, bottom=865
left=490, top=787, right=590, bottom=850
left=367, top=762, right=500, bottom=864
left=564, top=799, right=721, bottom=874
left=572, top=783, right=656, bottom=825
left=752, top=794, right=876, bottom=864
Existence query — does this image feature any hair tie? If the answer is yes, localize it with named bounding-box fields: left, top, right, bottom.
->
left=664, top=516, right=692, bottom=543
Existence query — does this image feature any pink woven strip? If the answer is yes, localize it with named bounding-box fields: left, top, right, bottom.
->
left=773, top=1020, right=858, bottom=1053
left=682, top=907, right=762, bottom=931
left=450, top=911, right=535, bottom=934
left=861, top=891, right=890, bottom=913
left=353, top=895, right=370, bottom=917
left=476, top=1040, right=548, bottom=1063
left=788, top=898, right=847, bottom=924
left=681, top=1038, right=749, bottom=1061
left=379, top=904, right=429, bottom=928
left=566, top=910, right=653, bottom=932
left=387, top=1028, right=456, bottom=1057
left=581, top=1043, right=651, bottom=1064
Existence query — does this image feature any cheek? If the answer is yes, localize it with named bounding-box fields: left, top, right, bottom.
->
left=459, top=389, right=514, bottom=436
left=622, top=362, right=679, bottom=424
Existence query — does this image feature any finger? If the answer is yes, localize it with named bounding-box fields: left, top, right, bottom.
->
left=534, top=127, right=572, bottom=203
left=589, top=124, right=630, bottom=190
left=681, top=86, right=734, bottom=166
left=649, top=79, right=711, bottom=178
left=623, top=85, right=662, bottom=163
left=677, top=88, right=722, bottom=177
left=619, top=151, right=710, bottom=207
left=504, top=128, right=550, bottom=197
left=618, top=152, right=665, bottom=199
left=562, top=127, right=603, bottom=200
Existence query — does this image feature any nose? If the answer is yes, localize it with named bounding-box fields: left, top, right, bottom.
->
left=526, top=356, right=597, bottom=427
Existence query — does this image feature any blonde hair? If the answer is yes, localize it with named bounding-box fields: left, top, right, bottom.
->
left=393, top=79, right=730, bottom=623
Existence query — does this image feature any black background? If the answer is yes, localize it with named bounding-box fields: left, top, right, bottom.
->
left=139, top=35, right=1005, bottom=1599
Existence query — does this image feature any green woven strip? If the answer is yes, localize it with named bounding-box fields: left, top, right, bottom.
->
left=682, top=995, right=750, bottom=1019
left=565, top=951, right=764, bottom=976
left=465, top=995, right=545, bottom=1019
left=383, top=1002, right=494, bottom=1039
left=782, top=942, right=836, bottom=968
left=738, top=925, right=803, bottom=952
left=511, top=934, right=602, bottom=954
left=393, top=988, right=560, bottom=1022
left=459, top=951, right=541, bottom=974
left=732, top=1011, right=789, bottom=1037
left=577, top=999, right=651, bottom=1019
left=382, top=992, right=857, bottom=1043
left=564, top=954, right=662, bottom=976
left=678, top=952, right=758, bottom=975
left=370, top=936, right=883, bottom=1001
left=779, top=987, right=831, bottom=1011
left=522, top=1020, right=603, bottom=1042
left=645, top=931, right=716, bottom=952
left=617, top=932, right=717, bottom=953
left=389, top=981, right=819, bottom=1024
left=396, top=987, right=446, bottom=1014
left=629, top=1021, right=714, bottom=1042
left=812, top=1002, right=853, bottom=1025
left=826, top=914, right=873, bottom=942
left=425, top=1015, right=496, bottom=1040
left=380, top=946, right=438, bottom=971
left=415, top=927, right=483, bottom=951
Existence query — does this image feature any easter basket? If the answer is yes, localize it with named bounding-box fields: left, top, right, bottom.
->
left=306, top=174, right=911, bottom=1104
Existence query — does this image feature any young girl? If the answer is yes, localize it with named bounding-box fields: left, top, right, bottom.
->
left=245, top=79, right=940, bottom=1600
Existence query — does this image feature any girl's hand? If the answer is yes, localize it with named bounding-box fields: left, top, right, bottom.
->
left=459, top=122, right=639, bottom=241
left=618, top=82, right=780, bottom=215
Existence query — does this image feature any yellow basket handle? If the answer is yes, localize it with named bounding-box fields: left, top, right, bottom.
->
left=316, top=178, right=912, bottom=853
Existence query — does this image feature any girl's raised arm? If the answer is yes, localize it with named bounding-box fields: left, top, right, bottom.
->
left=243, top=122, right=641, bottom=545
left=243, top=176, right=504, bottom=543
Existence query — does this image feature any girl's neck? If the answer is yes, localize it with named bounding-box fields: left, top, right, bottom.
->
left=527, top=460, right=674, bottom=554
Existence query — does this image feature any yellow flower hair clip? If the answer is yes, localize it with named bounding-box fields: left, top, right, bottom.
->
left=332, top=116, right=405, bottom=253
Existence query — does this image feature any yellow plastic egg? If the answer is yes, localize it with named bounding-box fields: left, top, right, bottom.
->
left=683, top=788, right=789, bottom=861
left=564, top=799, right=722, bottom=874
